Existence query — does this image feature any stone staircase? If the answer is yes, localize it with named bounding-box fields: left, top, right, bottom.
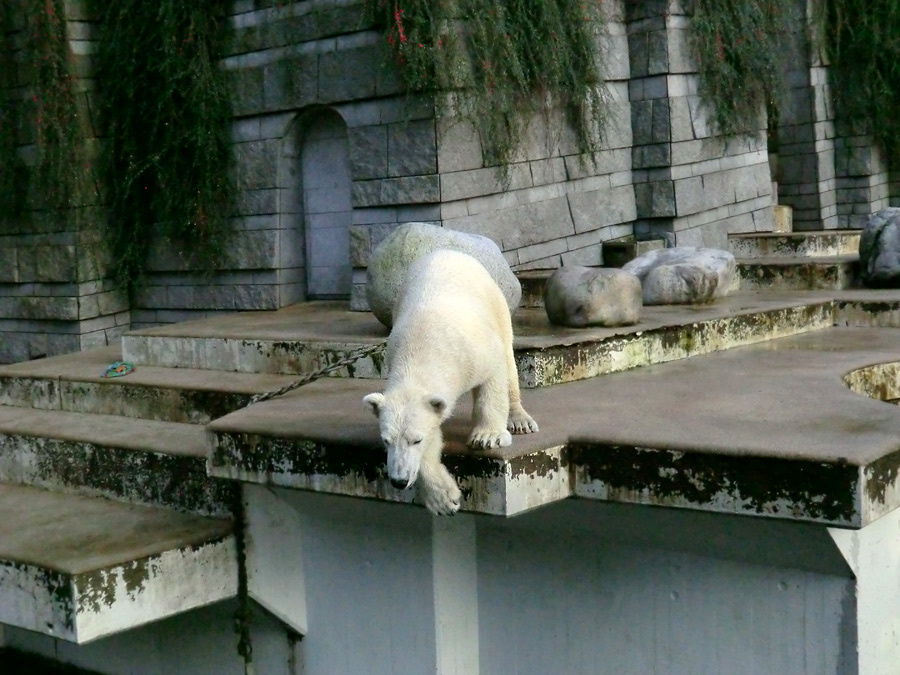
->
left=730, top=230, right=862, bottom=291
left=0, top=227, right=887, bottom=645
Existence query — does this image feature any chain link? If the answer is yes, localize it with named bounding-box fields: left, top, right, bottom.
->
left=247, top=340, right=387, bottom=406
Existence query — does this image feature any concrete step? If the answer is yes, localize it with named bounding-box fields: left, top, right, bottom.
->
left=0, top=406, right=232, bottom=516
left=729, top=230, right=861, bottom=259
left=737, top=255, right=859, bottom=291
left=121, top=294, right=838, bottom=387
left=0, top=482, right=235, bottom=643
left=0, top=346, right=305, bottom=424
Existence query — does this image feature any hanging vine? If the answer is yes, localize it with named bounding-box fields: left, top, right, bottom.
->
left=0, top=0, right=95, bottom=228
left=826, top=0, right=900, bottom=168
left=92, top=0, right=234, bottom=289
left=692, top=0, right=790, bottom=138
left=365, top=0, right=611, bottom=169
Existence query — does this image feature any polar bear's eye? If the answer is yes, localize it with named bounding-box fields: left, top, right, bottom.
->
left=411, top=438, right=422, bottom=445
left=381, top=437, right=390, bottom=447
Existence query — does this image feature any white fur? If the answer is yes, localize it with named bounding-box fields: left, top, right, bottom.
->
left=364, top=249, right=538, bottom=515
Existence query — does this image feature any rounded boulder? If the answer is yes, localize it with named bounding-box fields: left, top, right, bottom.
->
left=366, top=222, right=521, bottom=327
left=543, top=266, right=642, bottom=327
left=860, top=208, right=900, bottom=287
left=622, top=247, right=736, bottom=305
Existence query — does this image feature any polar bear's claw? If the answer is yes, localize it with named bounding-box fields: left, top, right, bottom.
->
left=507, top=413, right=539, bottom=435
left=468, top=428, right=513, bottom=450
left=423, top=477, right=462, bottom=516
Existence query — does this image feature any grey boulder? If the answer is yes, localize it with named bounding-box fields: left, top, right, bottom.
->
left=366, top=222, right=521, bottom=327
left=859, top=208, right=900, bottom=287
left=543, top=266, right=642, bottom=327
left=623, top=247, right=736, bottom=305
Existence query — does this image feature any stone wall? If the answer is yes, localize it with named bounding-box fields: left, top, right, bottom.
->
left=2, top=0, right=898, bottom=361
left=0, top=0, right=129, bottom=363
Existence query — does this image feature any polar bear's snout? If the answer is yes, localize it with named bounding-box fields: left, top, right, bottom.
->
left=387, top=444, right=421, bottom=490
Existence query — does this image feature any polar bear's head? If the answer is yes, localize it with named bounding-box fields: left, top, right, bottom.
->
left=363, top=390, right=449, bottom=489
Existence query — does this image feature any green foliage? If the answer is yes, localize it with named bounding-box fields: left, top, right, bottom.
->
left=0, top=3, right=20, bottom=221
left=692, top=0, right=789, bottom=137
left=93, top=0, right=234, bottom=288
left=826, top=0, right=900, bottom=167
left=365, top=0, right=610, bottom=169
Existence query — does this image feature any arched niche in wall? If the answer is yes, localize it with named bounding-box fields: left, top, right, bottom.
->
left=279, top=107, right=353, bottom=303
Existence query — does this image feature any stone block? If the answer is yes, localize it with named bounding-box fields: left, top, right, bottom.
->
left=530, top=158, right=568, bottom=187
left=0, top=248, right=17, bottom=282
left=348, top=126, right=388, bottom=180
left=235, top=189, right=278, bottom=216
left=440, top=165, right=532, bottom=203
left=635, top=180, right=676, bottom=218
left=236, top=140, right=279, bottom=192
left=228, top=67, right=265, bottom=117
left=263, top=55, right=318, bottom=110
left=437, top=119, right=484, bottom=174
left=317, top=46, right=380, bottom=103
left=388, top=120, right=437, bottom=177
left=567, top=185, right=637, bottom=233
left=352, top=176, right=441, bottom=207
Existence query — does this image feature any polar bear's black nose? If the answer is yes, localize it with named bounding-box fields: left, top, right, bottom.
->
left=390, top=477, right=410, bottom=490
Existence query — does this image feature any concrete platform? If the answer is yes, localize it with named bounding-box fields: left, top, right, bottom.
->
left=121, top=291, right=893, bottom=387
left=0, top=346, right=306, bottom=424
left=208, top=326, right=900, bottom=527
left=0, top=406, right=232, bottom=516
left=0, top=483, right=236, bottom=643
left=737, top=255, right=860, bottom=291
left=729, top=230, right=861, bottom=258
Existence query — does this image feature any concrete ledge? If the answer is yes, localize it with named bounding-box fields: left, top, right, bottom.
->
left=0, top=483, right=236, bottom=644
left=737, top=256, right=860, bottom=291
left=207, top=327, right=900, bottom=527
left=0, top=347, right=305, bottom=424
left=729, top=230, right=861, bottom=258
left=0, top=407, right=232, bottom=516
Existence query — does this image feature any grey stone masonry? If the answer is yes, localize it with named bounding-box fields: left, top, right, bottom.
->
left=834, top=130, right=891, bottom=229
left=626, top=1, right=774, bottom=249
left=774, top=0, right=838, bottom=231
left=0, top=2, right=130, bottom=364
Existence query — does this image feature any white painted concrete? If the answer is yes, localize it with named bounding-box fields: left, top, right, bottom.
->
left=433, top=515, right=479, bottom=675
left=245, top=484, right=308, bottom=635
left=830, top=505, right=900, bottom=674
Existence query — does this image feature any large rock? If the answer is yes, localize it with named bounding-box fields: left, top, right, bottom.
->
left=623, top=247, right=736, bottom=305
left=366, top=222, right=521, bottom=327
left=859, top=208, right=900, bottom=287
left=543, top=267, right=642, bottom=327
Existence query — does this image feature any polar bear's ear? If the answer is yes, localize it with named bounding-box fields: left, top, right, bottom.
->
left=428, top=396, right=449, bottom=418
left=363, top=393, right=385, bottom=417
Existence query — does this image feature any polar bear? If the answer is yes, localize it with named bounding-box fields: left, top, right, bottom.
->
left=363, top=249, right=539, bottom=515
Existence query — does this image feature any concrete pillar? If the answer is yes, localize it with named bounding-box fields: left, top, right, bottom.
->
left=627, top=0, right=774, bottom=249
left=830, top=504, right=900, bottom=673
left=775, top=0, right=839, bottom=230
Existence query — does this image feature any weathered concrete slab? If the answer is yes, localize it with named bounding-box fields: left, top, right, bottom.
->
left=0, top=483, right=236, bottom=644
left=0, top=346, right=304, bottom=424
left=738, top=256, right=859, bottom=291
left=729, top=231, right=861, bottom=259
left=123, top=294, right=851, bottom=387
left=208, top=327, right=900, bottom=527
left=0, top=406, right=231, bottom=516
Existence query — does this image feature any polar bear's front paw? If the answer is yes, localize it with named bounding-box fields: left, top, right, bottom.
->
left=421, top=471, right=462, bottom=516
left=468, top=427, right=513, bottom=450
left=507, top=410, right=539, bottom=435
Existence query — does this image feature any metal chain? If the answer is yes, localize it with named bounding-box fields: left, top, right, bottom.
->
left=247, top=340, right=387, bottom=406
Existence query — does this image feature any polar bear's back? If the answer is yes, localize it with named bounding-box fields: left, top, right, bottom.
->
left=387, top=249, right=512, bottom=390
